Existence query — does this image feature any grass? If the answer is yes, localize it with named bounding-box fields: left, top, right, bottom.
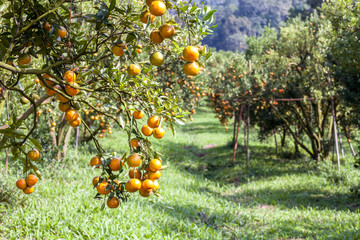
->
left=1, top=106, right=360, bottom=239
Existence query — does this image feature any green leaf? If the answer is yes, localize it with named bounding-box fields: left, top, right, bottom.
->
left=29, top=137, right=42, bottom=151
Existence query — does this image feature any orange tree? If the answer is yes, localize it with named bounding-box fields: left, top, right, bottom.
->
left=0, top=0, right=215, bottom=208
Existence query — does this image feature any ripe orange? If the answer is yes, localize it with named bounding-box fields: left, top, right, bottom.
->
left=18, top=54, right=31, bottom=65
left=183, top=46, right=199, bottom=62
left=133, top=110, right=144, bottom=119
left=127, top=154, right=141, bottom=167
left=130, top=139, right=140, bottom=149
left=57, top=93, right=70, bottom=103
left=140, top=11, right=155, bottom=24
left=16, top=179, right=27, bottom=190
left=149, top=1, right=167, bottom=16
left=112, top=45, right=125, bottom=56
left=51, top=122, right=57, bottom=127
left=125, top=179, right=141, bottom=192
left=63, top=70, right=76, bottom=82
left=45, top=86, right=58, bottom=96
left=150, top=30, right=164, bottom=44
left=149, top=170, right=161, bottom=180
left=139, top=187, right=152, bottom=197
left=142, top=179, right=154, bottom=189
left=97, top=182, right=111, bottom=195
left=141, top=124, right=153, bottom=136
left=107, top=197, right=120, bottom=208
left=153, top=127, right=165, bottom=139
left=90, top=156, right=102, bottom=168
left=59, top=102, right=72, bottom=112
left=65, top=109, right=79, bottom=122
left=159, top=24, right=175, bottom=38
left=26, top=174, right=38, bottom=186
left=65, top=82, right=79, bottom=96
left=34, top=77, right=40, bottom=84
left=109, top=158, right=123, bottom=171
left=183, top=62, right=200, bottom=76
left=149, top=159, right=162, bottom=172
left=153, top=180, right=159, bottom=190
left=44, top=22, right=52, bottom=31
left=150, top=52, right=164, bottom=66
left=129, top=168, right=141, bottom=179
left=147, top=115, right=160, bottom=128
left=40, top=74, right=55, bottom=87
left=69, top=118, right=81, bottom=127
left=27, top=149, right=40, bottom=160
left=127, top=64, right=141, bottom=76
left=57, top=26, right=67, bottom=39
left=23, top=186, right=35, bottom=194
left=92, top=176, right=100, bottom=186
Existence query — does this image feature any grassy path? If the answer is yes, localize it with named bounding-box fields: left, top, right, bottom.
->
left=1, top=107, right=360, bottom=239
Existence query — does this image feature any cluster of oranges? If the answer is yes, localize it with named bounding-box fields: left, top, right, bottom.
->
left=15, top=149, right=40, bottom=194
left=182, top=46, right=200, bottom=76
left=90, top=153, right=163, bottom=209
left=36, top=70, right=82, bottom=128
left=134, top=113, right=165, bottom=139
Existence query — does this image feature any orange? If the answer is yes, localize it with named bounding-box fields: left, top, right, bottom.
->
left=57, top=26, right=67, bottom=39
left=23, top=186, right=35, bottom=194
left=69, top=118, right=81, bottom=127
left=44, top=22, right=52, bottom=31
left=150, top=30, right=164, bottom=44
left=59, top=102, right=72, bottom=112
left=26, top=174, right=38, bottom=186
left=130, top=139, right=140, bottom=149
left=51, top=122, right=57, bottom=127
left=141, top=124, right=153, bottom=136
left=92, top=176, right=100, bottom=186
left=149, top=159, right=162, bottom=171
left=109, top=157, right=123, bottom=171
left=147, top=115, right=160, bottom=128
left=183, top=46, right=199, bottom=62
left=153, top=127, right=165, bottom=139
left=140, top=11, right=155, bottom=24
left=133, top=110, right=143, bottom=119
left=45, top=86, right=58, bottom=96
left=34, top=77, right=40, bottom=84
left=183, top=62, right=200, bottom=76
left=153, top=180, right=159, bottom=190
left=159, top=24, right=175, bottom=38
left=112, top=45, right=125, bottom=57
left=97, top=182, right=111, bottom=195
left=125, top=179, right=141, bottom=192
left=149, top=1, right=167, bottom=16
left=127, top=153, right=141, bottom=167
left=139, top=187, right=152, bottom=197
left=107, top=197, right=120, bottom=208
left=150, top=52, right=164, bottom=66
left=57, top=93, right=70, bottom=103
left=127, top=64, right=141, bottom=76
left=27, top=149, right=40, bottom=160
left=142, top=179, right=154, bottom=189
left=63, top=70, right=76, bottom=82
left=65, top=109, right=79, bottom=122
left=65, top=82, right=79, bottom=96
left=18, top=54, right=31, bottom=65
left=16, top=179, right=27, bottom=190
left=148, top=170, right=161, bottom=180
left=40, top=74, right=55, bottom=87
left=129, top=168, right=141, bottom=179
left=90, top=156, right=102, bottom=168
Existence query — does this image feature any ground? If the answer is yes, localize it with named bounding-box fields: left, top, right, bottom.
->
left=1, top=106, right=360, bottom=239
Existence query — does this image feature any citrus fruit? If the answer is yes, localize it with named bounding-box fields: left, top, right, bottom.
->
left=129, top=168, right=141, bottom=179
left=109, top=158, right=123, bottom=171
left=159, top=24, right=175, bottom=38
left=141, top=124, right=153, bottom=136
left=23, top=186, right=35, bottom=194
left=133, top=110, right=143, bottom=119
left=183, top=62, right=200, bottom=76
left=69, top=118, right=81, bottom=127
left=149, top=170, right=161, bottom=180
left=140, top=11, right=155, bottom=24
left=65, top=82, right=79, bottom=96
left=65, top=109, right=79, bottom=122
left=90, top=156, right=101, bottom=168
left=59, top=102, right=72, bottom=112
left=112, top=45, right=125, bottom=56
left=18, top=54, right=31, bottom=65
left=97, top=182, right=111, bottom=195
left=150, top=30, right=164, bottom=44
left=107, top=197, right=120, bottom=208
left=149, top=1, right=167, bottom=16
left=147, top=116, right=160, bottom=128
left=26, top=174, right=38, bottom=187
left=16, top=179, right=27, bottom=190
left=27, top=149, right=40, bottom=160
left=149, top=159, right=162, bottom=172
left=183, top=46, right=199, bottom=62
left=150, top=52, right=164, bottom=66
left=125, top=179, right=141, bottom=192
left=153, top=127, right=165, bottom=139
left=127, top=64, right=141, bottom=76
left=127, top=154, right=141, bottom=167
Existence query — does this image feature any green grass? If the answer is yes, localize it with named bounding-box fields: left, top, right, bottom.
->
left=1, top=106, right=360, bottom=239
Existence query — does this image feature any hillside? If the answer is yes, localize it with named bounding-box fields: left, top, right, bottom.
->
left=195, top=0, right=323, bottom=51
